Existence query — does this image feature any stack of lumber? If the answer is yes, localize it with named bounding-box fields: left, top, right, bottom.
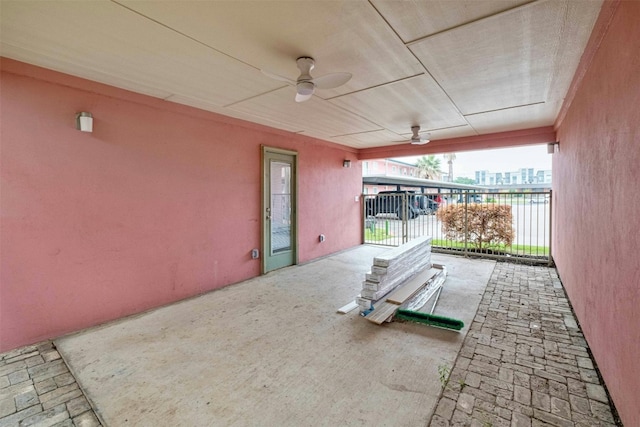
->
left=365, top=265, right=444, bottom=324
left=356, top=236, right=432, bottom=312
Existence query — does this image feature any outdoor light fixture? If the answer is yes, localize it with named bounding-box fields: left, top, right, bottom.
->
left=547, top=142, right=559, bottom=154
left=343, top=159, right=352, bottom=168
left=75, top=112, right=93, bottom=133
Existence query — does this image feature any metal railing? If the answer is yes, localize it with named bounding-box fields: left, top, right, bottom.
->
left=363, top=191, right=552, bottom=265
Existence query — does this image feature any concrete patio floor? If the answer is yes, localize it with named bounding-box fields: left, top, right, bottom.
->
left=58, top=246, right=493, bottom=426
left=1, top=245, right=619, bottom=426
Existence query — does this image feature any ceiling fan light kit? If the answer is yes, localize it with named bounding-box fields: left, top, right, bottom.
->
left=410, top=126, right=430, bottom=145
left=263, top=56, right=352, bottom=103
left=296, top=81, right=314, bottom=96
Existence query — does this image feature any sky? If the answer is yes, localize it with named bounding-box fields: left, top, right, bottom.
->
left=394, top=144, right=552, bottom=179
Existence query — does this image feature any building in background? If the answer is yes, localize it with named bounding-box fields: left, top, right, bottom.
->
left=362, top=159, right=421, bottom=178
left=474, top=168, right=552, bottom=191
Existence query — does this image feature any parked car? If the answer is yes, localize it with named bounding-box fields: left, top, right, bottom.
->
left=456, top=194, right=484, bottom=203
left=365, top=191, right=422, bottom=220
left=419, top=195, right=440, bottom=215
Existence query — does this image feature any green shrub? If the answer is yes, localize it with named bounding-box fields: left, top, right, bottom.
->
left=437, top=204, right=514, bottom=250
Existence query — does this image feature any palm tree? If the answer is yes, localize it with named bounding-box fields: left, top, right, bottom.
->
left=416, top=155, right=441, bottom=180
left=444, top=153, right=457, bottom=182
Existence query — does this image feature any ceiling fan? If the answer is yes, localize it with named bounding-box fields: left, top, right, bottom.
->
left=397, top=126, right=430, bottom=145
left=262, top=57, right=352, bottom=103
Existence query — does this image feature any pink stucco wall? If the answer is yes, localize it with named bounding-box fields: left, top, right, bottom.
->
left=0, top=59, right=362, bottom=352
left=553, top=2, right=640, bottom=425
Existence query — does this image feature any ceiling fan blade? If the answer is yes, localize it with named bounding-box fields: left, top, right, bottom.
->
left=261, top=69, right=296, bottom=85
left=312, top=72, right=352, bottom=89
left=295, top=92, right=313, bottom=103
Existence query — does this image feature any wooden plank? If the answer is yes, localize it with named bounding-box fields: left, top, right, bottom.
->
left=385, top=268, right=439, bottom=305
left=361, top=257, right=432, bottom=301
left=337, top=301, right=359, bottom=314
left=373, top=236, right=432, bottom=267
left=365, top=301, right=399, bottom=324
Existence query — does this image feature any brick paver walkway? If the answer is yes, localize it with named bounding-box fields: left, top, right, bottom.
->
left=430, top=262, right=619, bottom=427
left=0, top=341, right=100, bottom=427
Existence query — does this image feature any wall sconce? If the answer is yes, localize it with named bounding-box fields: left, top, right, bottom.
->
left=343, top=160, right=352, bottom=168
left=75, top=112, right=93, bottom=133
left=547, top=142, right=559, bottom=154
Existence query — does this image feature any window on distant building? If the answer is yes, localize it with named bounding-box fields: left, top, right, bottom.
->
left=392, top=166, right=397, bottom=174
left=363, top=161, right=369, bottom=174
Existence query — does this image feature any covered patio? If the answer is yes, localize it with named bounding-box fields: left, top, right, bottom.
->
left=1, top=1, right=638, bottom=425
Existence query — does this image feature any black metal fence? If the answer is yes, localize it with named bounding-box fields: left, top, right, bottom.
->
left=363, top=191, right=552, bottom=264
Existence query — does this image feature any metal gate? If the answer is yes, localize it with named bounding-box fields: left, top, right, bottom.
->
left=363, top=191, right=552, bottom=265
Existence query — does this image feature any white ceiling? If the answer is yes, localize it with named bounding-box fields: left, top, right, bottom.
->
left=0, top=0, right=602, bottom=149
